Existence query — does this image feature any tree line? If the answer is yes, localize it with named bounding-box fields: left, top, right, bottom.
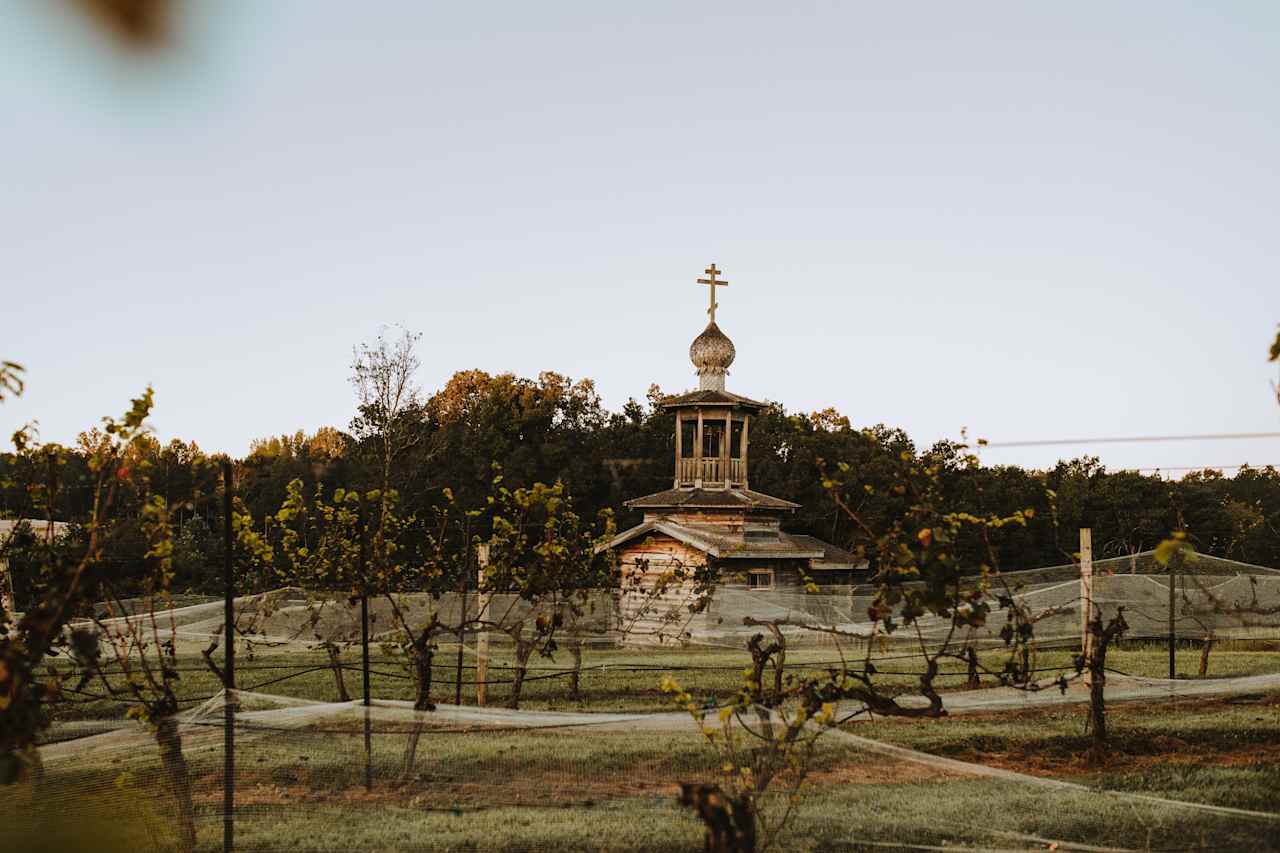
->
left=3, top=369, right=1279, bottom=601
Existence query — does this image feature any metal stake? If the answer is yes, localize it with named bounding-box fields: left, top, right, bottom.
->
left=222, top=459, right=235, bottom=853
left=359, top=495, right=372, bottom=791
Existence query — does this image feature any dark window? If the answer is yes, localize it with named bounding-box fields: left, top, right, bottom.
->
left=748, top=569, right=774, bottom=590
left=702, top=423, right=723, bottom=459
left=730, top=420, right=744, bottom=459
left=681, top=421, right=696, bottom=458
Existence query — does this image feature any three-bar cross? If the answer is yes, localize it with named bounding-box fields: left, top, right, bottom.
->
left=696, top=264, right=729, bottom=324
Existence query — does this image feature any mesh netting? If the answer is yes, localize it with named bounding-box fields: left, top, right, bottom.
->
left=14, top=679, right=1280, bottom=852
left=69, top=550, right=1280, bottom=658
left=81, top=588, right=618, bottom=659
left=12, top=550, right=1280, bottom=851
left=681, top=551, right=1280, bottom=649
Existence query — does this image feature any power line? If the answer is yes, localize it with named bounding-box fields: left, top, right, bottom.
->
left=982, top=431, right=1280, bottom=449
left=1133, top=464, right=1268, bottom=473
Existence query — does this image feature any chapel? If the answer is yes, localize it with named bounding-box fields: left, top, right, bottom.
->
left=601, top=265, right=861, bottom=640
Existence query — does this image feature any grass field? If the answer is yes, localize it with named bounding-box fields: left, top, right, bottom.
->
left=29, top=688, right=1280, bottom=851
left=26, top=641, right=1280, bottom=851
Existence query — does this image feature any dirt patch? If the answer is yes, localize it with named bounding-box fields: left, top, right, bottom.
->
left=806, top=759, right=956, bottom=786
left=189, top=752, right=949, bottom=811
left=973, top=738, right=1280, bottom=777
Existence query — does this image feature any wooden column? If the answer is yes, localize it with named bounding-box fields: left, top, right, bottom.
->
left=741, top=414, right=749, bottom=489
left=695, top=409, right=704, bottom=488
left=674, top=412, right=682, bottom=487
left=721, top=410, right=730, bottom=487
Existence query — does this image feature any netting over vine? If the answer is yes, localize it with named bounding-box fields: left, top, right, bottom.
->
left=15, top=678, right=1280, bottom=852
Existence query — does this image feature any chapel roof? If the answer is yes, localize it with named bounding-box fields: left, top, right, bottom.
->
left=689, top=321, right=736, bottom=376
left=783, top=535, right=862, bottom=570
left=599, top=519, right=862, bottom=569
left=624, top=486, right=798, bottom=511
left=660, top=388, right=766, bottom=411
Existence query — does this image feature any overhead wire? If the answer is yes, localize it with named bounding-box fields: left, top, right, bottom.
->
left=979, top=431, right=1280, bottom=448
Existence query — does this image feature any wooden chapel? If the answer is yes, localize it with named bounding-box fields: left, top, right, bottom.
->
left=601, top=265, right=860, bottom=640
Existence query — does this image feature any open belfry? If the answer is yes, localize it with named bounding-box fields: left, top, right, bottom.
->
left=603, top=265, right=860, bottom=641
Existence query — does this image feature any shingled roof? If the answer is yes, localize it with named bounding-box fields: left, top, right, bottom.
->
left=784, top=535, right=862, bottom=570
left=599, top=520, right=863, bottom=570
left=599, top=520, right=816, bottom=559
left=625, top=486, right=799, bottom=511
left=660, top=389, right=766, bottom=411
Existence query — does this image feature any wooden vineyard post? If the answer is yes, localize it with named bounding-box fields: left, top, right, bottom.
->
left=455, top=519, right=471, bottom=706
left=0, top=553, right=14, bottom=618
left=475, top=543, right=491, bottom=707
left=1168, top=554, right=1177, bottom=680
left=1080, top=528, right=1094, bottom=687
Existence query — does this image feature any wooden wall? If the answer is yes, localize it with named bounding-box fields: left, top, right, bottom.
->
left=615, top=534, right=709, bottom=643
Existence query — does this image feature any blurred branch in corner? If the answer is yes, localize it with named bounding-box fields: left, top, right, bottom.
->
left=68, top=0, right=175, bottom=49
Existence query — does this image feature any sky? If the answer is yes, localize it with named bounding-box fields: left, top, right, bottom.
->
left=2, top=1, right=1277, bottom=475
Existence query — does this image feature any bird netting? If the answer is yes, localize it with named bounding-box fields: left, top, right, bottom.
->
left=676, top=550, right=1280, bottom=650
left=14, top=679, right=1280, bottom=852
left=13, top=550, right=1280, bottom=851
left=77, top=587, right=619, bottom=658
left=67, top=549, right=1280, bottom=659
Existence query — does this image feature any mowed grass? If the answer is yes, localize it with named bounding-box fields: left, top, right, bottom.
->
left=32, top=690, right=1280, bottom=852
left=200, top=779, right=1280, bottom=852
left=33, top=642, right=1280, bottom=850
left=857, top=691, right=1280, bottom=811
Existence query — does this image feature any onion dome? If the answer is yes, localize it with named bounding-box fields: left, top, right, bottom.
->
left=690, top=321, right=735, bottom=391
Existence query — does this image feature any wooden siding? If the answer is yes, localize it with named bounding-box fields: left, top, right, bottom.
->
left=616, top=535, right=710, bottom=643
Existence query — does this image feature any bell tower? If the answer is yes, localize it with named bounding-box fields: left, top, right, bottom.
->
left=663, top=264, right=763, bottom=490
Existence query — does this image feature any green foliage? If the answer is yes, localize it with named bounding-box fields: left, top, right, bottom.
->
left=271, top=480, right=367, bottom=592
left=1, top=387, right=159, bottom=784
left=469, top=471, right=617, bottom=707
left=0, top=360, right=23, bottom=402
left=75, top=487, right=189, bottom=726
left=662, top=658, right=836, bottom=850
left=824, top=440, right=1035, bottom=653
left=1154, top=530, right=1196, bottom=568
left=481, top=474, right=616, bottom=605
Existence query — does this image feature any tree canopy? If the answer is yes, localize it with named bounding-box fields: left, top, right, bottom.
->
left=4, top=367, right=1279, bottom=596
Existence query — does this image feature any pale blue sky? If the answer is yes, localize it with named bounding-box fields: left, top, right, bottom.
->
left=2, top=2, right=1277, bottom=474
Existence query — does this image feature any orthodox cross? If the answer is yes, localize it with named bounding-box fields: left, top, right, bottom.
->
left=696, top=263, right=729, bottom=324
